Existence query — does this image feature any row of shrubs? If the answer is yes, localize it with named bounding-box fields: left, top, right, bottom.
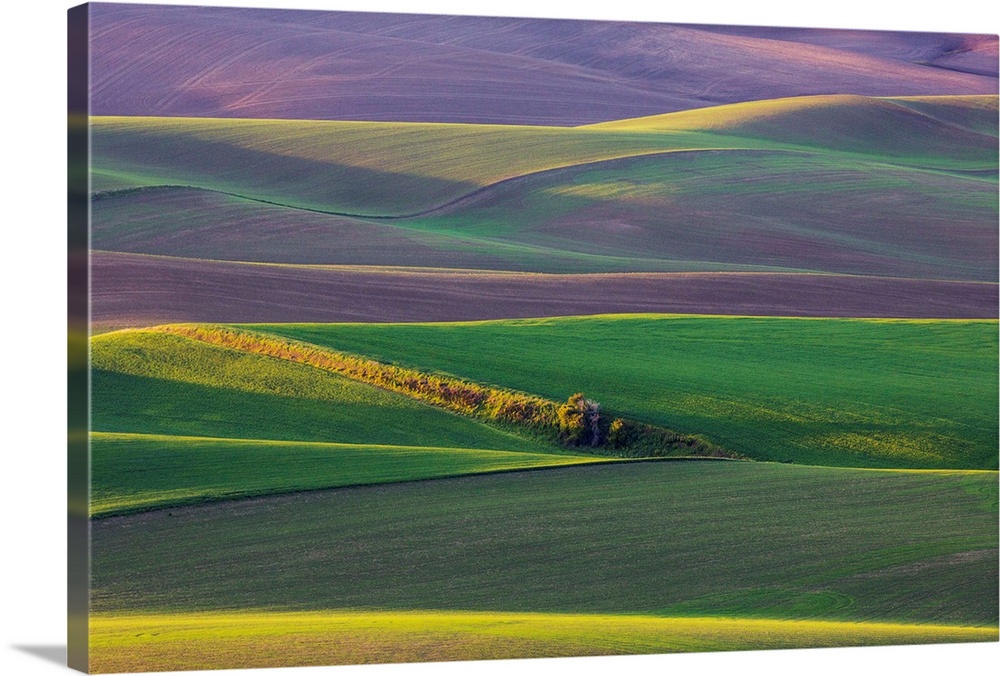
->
left=158, top=325, right=739, bottom=459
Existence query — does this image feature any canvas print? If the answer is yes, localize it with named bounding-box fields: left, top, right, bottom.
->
left=68, top=2, right=999, bottom=672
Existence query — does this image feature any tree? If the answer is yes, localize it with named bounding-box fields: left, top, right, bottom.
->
left=557, top=393, right=601, bottom=447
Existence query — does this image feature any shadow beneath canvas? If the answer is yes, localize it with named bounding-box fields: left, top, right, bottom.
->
left=12, top=644, right=66, bottom=666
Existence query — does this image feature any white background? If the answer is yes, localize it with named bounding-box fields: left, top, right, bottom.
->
left=2, top=1, right=997, bottom=675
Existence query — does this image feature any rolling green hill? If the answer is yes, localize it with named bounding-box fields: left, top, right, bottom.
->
left=90, top=432, right=607, bottom=517
left=88, top=320, right=1000, bottom=667
left=90, top=188, right=531, bottom=270
left=91, top=329, right=552, bottom=452
left=89, top=116, right=722, bottom=215
left=89, top=148, right=998, bottom=278
left=90, top=96, right=997, bottom=278
left=89, top=183, right=810, bottom=274
left=91, top=461, right=998, bottom=625
left=90, top=95, right=996, bottom=218
left=392, top=150, right=996, bottom=280
left=250, top=315, right=999, bottom=470
left=90, top=329, right=602, bottom=515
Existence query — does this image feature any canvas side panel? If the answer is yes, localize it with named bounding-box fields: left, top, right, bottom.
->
left=68, top=3, right=90, bottom=673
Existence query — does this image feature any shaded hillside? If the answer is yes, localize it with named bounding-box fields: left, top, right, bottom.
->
left=90, top=96, right=996, bottom=217
left=89, top=116, right=711, bottom=215
left=88, top=4, right=997, bottom=124
left=90, top=96, right=998, bottom=282
left=89, top=149, right=999, bottom=281
left=394, top=150, right=997, bottom=282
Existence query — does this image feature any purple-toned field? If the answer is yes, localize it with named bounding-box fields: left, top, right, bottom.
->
left=86, top=8, right=998, bottom=325
left=89, top=4, right=997, bottom=125
left=91, top=252, right=998, bottom=329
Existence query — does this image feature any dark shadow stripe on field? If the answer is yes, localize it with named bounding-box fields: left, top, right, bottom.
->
left=91, top=455, right=736, bottom=520
left=91, top=252, right=1000, bottom=328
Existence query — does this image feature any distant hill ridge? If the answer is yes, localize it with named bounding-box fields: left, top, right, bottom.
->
left=584, top=95, right=999, bottom=158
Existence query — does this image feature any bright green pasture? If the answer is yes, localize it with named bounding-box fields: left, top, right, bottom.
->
left=91, top=330, right=551, bottom=453
left=250, top=316, right=999, bottom=469
left=90, top=432, right=605, bottom=517
left=90, top=462, right=998, bottom=626
left=89, top=610, right=998, bottom=672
